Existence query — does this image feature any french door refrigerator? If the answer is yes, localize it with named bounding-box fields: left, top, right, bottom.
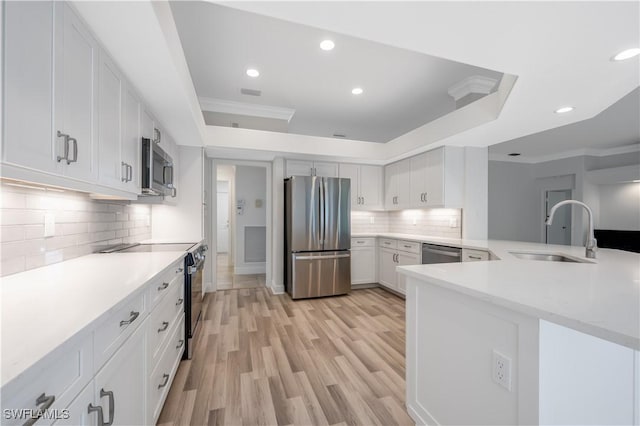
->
left=284, top=176, right=351, bottom=299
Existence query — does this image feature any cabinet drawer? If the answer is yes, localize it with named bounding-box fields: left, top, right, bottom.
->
left=462, top=248, right=490, bottom=262
left=378, top=238, right=397, bottom=249
left=148, top=260, right=184, bottom=309
left=397, top=240, right=421, bottom=254
left=94, top=291, right=146, bottom=371
left=147, top=280, right=184, bottom=369
left=351, top=238, right=374, bottom=248
left=148, top=315, right=185, bottom=424
left=1, top=334, right=92, bottom=426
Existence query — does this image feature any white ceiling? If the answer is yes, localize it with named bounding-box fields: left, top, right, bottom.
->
left=489, top=88, right=640, bottom=161
left=170, top=1, right=503, bottom=143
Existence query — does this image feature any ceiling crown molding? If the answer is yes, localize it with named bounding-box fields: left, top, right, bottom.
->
left=447, top=75, right=498, bottom=101
left=198, top=97, right=296, bottom=122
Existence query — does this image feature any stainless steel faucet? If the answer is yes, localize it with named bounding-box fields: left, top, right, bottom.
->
left=545, top=200, right=597, bottom=259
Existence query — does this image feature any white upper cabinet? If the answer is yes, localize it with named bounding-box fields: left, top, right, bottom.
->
left=98, top=52, right=124, bottom=189
left=122, top=85, right=141, bottom=192
left=385, top=158, right=411, bottom=210
left=339, top=163, right=383, bottom=210
left=54, top=2, right=99, bottom=182
left=3, top=1, right=57, bottom=173
left=286, top=160, right=338, bottom=177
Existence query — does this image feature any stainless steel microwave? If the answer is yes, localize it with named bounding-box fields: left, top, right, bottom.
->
left=141, top=137, right=175, bottom=196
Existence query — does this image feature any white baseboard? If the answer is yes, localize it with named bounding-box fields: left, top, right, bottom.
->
left=234, top=264, right=266, bottom=275
left=270, top=280, right=285, bottom=294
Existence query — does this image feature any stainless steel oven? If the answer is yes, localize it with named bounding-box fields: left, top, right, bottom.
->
left=141, top=137, right=175, bottom=196
left=184, top=243, right=207, bottom=359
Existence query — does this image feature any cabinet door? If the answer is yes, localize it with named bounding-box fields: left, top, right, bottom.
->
left=424, top=148, right=444, bottom=206
left=56, top=381, right=96, bottom=426
left=339, top=163, right=360, bottom=209
left=94, top=319, right=146, bottom=426
left=351, top=247, right=376, bottom=285
left=396, top=252, right=420, bottom=295
left=54, top=2, right=99, bottom=182
left=384, top=163, right=398, bottom=209
left=396, top=158, right=412, bottom=208
left=98, top=53, right=124, bottom=188
left=286, top=160, right=313, bottom=177
left=141, top=109, right=155, bottom=140
left=313, top=162, right=339, bottom=178
left=123, top=86, right=141, bottom=192
left=410, top=153, right=428, bottom=207
left=3, top=1, right=59, bottom=174
left=378, top=248, right=397, bottom=289
left=359, top=165, right=383, bottom=208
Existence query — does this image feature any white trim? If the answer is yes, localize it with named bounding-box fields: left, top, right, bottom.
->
left=447, top=75, right=498, bottom=101
left=489, top=143, right=640, bottom=164
left=199, top=97, right=295, bottom=122
left=270, top=281, right=285, bottom=294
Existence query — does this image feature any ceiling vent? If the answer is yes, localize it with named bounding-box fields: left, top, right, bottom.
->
left=448, top=75, right=498, bottom=109
left=231, top=122, right=239, bottom=128
left=240, top=88, right=262, bottom=97
left=332, top=133, right=347, bottom=138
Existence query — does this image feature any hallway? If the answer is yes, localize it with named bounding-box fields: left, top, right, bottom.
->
left=217, top=253, right=267, bottom=290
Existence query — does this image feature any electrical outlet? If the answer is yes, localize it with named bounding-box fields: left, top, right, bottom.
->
left=369, top=216, right=375, bottom=224
left=449, top=218, right=457, bottom=228
left=44, top=212, right=55, bottom=237
left=492, top=350, right=512, bottom=391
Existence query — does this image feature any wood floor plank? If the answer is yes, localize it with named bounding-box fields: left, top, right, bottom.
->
left=158, top=288, right=414, bottom=426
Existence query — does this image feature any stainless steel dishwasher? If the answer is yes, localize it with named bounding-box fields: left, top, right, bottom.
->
left=421, top=243, right=462, bottom=264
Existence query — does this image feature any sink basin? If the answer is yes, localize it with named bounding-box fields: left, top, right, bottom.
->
left=509, top=251, right=589, bottom=263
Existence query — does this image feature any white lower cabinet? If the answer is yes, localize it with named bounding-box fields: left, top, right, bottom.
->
left=351, top=238, right=376, bottom=284
left=377, top=239, right=421, bottom=295
left=93, top=318, right=147, bottom=426
left=378, top=247, right=398, bottom=289
left=57, top=380, right=95, bottom=426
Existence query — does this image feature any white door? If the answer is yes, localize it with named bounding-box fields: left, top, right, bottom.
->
left=546, top=190, right=572, bottom=245
left=217, top=181, right=230, bottom=253
left=56, top=381, right=96, bottom=426
left=396, top=158, right=412, bottom=208
left=55, top=3, right=99, bottom=182
left=359, top=165, right=383, bottom=208
left=396, top=252, right=421, bottom=294
left=385, top=163, right=398, bottom=209
left=339, top=163, right=360, bottom=208
left=410, top=153, right=428, bottom=207
left=98, top=53, right=124, bottom=188
left=378, top=248, right=397, bottom=289
left=3, top=1, right=59, bottom=174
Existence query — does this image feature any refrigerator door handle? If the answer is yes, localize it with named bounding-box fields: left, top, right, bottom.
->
left=319, top=178, right=326, bottom=246
left=294, top=253, right=350, bottom=260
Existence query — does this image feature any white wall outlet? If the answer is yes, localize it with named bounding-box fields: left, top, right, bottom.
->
left=449, top=218, right=458, bottom=228
left=492, top=350, right=512, bottom=391
left=44, top=212, right=55, bottom=237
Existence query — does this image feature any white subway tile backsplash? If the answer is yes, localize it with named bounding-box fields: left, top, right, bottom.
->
left=0, top=182, right=152, bottom=276
left=351, top=208, right=462, bottom=239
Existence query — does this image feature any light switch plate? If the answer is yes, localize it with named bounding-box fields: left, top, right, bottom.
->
left=449, top=218, right=458, bottom=228
left=44, top=212, right=55, bottom=237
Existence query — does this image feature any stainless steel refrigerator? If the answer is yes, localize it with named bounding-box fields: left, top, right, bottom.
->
left=284, top=176, right=351, bottom=299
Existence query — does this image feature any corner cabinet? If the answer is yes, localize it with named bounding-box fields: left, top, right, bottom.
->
left=339, top=164, right=384, bottom=210
left=385, top=147, right=464, bottom=210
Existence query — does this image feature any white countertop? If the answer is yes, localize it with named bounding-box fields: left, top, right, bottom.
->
left=0, top=251, right=185, bottom=387
left=361, top=233, right=640, bottom=350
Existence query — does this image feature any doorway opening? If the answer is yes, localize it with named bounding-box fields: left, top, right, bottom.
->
left=215, top=163, right=268, bottom=290
left=545, top=189, right=572, bottom=245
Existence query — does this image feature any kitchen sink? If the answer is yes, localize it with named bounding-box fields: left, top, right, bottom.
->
left=509, top=251, right=590, bottom=263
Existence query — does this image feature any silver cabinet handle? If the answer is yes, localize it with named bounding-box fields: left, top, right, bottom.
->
left=177, top=267, right=184, bottom=273
left=176, top=339, right=184, bottom=350
left=356, top=241, right=365, bottom=244
left=420, top=193, right=424, bottom=202
left=404, top=245, right=412, bottom=249
left=361, top=196, right=365, bottom=204
left=171, top=186, right=177, bottom=198
left=176, top=298, right=183, bottom=306
left=56, top=131, right=70, bottom=163
left=68, top=137, right=78, bottom=164
left=158, top=373, right=170, bottom=389
left=158, top=321, right=169, bottom=333
left=468, top=255, right=482, bottom=260
left=424, top=193, right=427, bottom=203
left=127, top=164, right=133, bottom=182
left=100, top=389, right=114, bottom=426
left=121, top=162, right=128, bottom=182
left=119, top=310, right=139, bottom=327
left=158, top=282, right=169, bottom=291
left=153, top=127, right=161, bottom=144
left=87, top=403, right=104, bottom=426
left=384, top=241, right=391, bottom=245
left=23, top=393, right=56, bottom=426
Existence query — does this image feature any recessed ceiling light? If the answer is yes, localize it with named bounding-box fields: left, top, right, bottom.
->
left=246, top=68, right=260, bottom=78
left=320, top=40, right=335, bottom=51
left=351, top=87, right=363, bottom=95
left=612, top=48, right=640, bottom=61
left=555, top=106, right=574, bottom=114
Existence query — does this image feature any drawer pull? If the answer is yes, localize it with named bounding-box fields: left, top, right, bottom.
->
left=119, top=311, right=140, bottom=327
left=158, top=321, right=170, bottom=333
left=87, top=403, right=104, bottom=426
left=356, top=241, right=365, bottom=244
left=176, top=298, right=184, bottom=306
left=158, top=373, right=170, bottom=389
left=100, top=389, right=115, bottom=426
left=468, top=255, right=482, bottom=260
left=403, top=245, right=412, bottom=248
left=176, top=339, right=185, bottom=349
left=23, top=393, right=55, bottom=426
left=158, top=282, right=169, bottom=291
left=384, top=242, right=391, bottom=245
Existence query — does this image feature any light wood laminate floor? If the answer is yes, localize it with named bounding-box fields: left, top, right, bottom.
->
left=217, top=254, right=267, bottom=290
left=157, top=287, right=413, bottom=426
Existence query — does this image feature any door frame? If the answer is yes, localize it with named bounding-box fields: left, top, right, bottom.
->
left=542, top=188, right=573, bottom=244
left=211, top=159, right=272, bottom=292
left=216, top=180, right=231, bottom=254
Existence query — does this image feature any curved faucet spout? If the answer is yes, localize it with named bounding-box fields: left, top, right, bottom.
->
left=545, top=200, right=597, bottom=259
